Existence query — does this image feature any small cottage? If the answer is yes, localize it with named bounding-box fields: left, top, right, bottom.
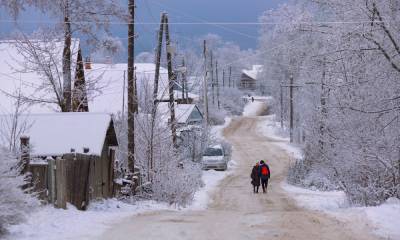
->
left=1, top=112, right=118, bottom=210
left=158, top=103, right=203, bottom=128
left=239, top=65, right=263, bottom=92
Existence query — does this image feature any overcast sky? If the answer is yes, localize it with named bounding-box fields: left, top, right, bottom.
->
left=0, top=0, right=282, bottom=54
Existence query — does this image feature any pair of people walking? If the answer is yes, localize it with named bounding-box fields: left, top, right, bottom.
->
left=250, top=160, right=271, bottom=193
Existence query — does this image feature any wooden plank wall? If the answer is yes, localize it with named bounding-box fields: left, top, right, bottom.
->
left=30, top=163, right=48, bottom=200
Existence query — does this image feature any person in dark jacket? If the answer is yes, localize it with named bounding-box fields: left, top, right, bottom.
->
left=250, top=163, right=260, bottom=193
left=258, top=160, right=271, bottom=193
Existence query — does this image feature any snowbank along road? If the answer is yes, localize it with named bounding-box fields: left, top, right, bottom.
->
left=101, top=111, right=381, bottom=240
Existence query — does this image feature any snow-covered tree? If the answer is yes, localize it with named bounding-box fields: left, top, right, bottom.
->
left=0, top=148, right=39, bottom=236
left=259, top=0, right=400, bottom=205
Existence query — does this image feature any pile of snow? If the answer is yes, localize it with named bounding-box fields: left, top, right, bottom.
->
left=284, top=183, right=400, bottom=239
left=190, top=160, right=237, bottom=210
left=210, top=117, right=232, bottom=140
left=364, top=198, right=400, bottom=239
left=257, top=115, right=303, bottom=160
left=243, top=101, right=267, bottom=117
left=282, top=182, right=347, bottom=211
left=6, top=199, right=172, bottom=240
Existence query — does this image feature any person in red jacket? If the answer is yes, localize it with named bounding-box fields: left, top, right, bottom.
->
left=258, top=160, right=271, bottom=193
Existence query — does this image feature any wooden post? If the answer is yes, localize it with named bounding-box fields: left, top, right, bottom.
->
left=289, top=75, right=294, bottom=143
left=228, top=66, right=232, bottom=88
left=216, top=60, right=220, bottom=109
left=222, top=69, right=225, bottom=88
left=149, top=13, right=166, bottom=176
left=127, top=0, right=136, bottom=174
left=56, top=157, right=67, bottom=209
left=280, top=85, right=284, bottom=129
left=181, top=59, right=185, bottom=101
left=20, top=136, right=30, bottom=174
left=182, top=58, right=189, bottom=102
left=48, top=158, right=56, bottom=204
left=164, top=14, right=177, bottom=146
left=203, top=40, right=209, bottom=126
left=210, top=51, right=215, bottom=105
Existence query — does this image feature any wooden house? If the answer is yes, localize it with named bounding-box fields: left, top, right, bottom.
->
left=1, top=112, right=118, bottom=210
left=239, top=65, right=263, bottom=92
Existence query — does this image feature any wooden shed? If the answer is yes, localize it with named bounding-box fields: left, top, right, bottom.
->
left=6, top=112, right=118, bottom=210
left=239, top=65, right=263, bottom=92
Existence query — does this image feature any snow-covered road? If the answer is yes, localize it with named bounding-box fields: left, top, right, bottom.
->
left=99, top=115, right=381, bottom=240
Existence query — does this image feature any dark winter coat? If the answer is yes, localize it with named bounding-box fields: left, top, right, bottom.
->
left=258, top=163, right=271, bottom=180
left=251, top=166, right=260, bottom=186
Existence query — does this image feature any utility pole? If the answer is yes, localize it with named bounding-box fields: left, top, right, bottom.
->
left=164, top=14, right=177, bottom=146
left=181, top=58, right=186, bottom=102
left=148, top=13, right=165, bottom=177
left=222, top=69, right=225, bottom=88
left=289, top=75, right=294, bottom=143
left=216, top=60, right=220, bottom=109
left=228, top=66, right=232, bottom=88
left=153, top=13, right=165, bottom=105
left=210, top=51, right=215, bottom=105
left=203, top=40, right=209, bottom=125
left=127, top=0, right=136, bottom=174
left=184, top=58, right=189, bottom=102
left=280, top=85, right=284, bottom=129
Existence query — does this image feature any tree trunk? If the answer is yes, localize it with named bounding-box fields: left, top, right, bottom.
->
left=62, top=0, right=72, bottom=112
left=127, top=0, right=136, bottom=174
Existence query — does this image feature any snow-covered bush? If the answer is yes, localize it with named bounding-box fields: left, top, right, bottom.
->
left=114, top=111, right=204, bottom=206
left=0, top=148, right=39, bottom=236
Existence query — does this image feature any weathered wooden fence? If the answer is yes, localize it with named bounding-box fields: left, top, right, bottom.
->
left=28, top=153, right=115, bottom=210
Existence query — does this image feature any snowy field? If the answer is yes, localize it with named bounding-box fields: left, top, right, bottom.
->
left=245, top=99, right=400, bottom=240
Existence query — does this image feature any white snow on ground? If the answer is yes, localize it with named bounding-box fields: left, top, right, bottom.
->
left=6, top=115, right=237, bottom=240
left=209, top=117, right=232, bottom=139
left=257, top=114, right=303, bottom=160
left=363, top=198, right=400, bottom=239
left=243, top=101, right=266, bottom=117
left=190, top=117, right=237, bottom=210
left=190, top=160, right=237, bottom=210
left=251, top=97, right=400, bottom=240
left=282, top=182, right=348, bottom=211
left=283, top=183, right=400, bottom=239
left=6, top=199, right=172, bottom=240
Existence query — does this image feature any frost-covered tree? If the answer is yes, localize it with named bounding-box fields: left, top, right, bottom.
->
left=259, top=0, right=400, bottom=205
left=0, top=0, right=126, bottom=112
left=0, top=148, right=39, bottom=236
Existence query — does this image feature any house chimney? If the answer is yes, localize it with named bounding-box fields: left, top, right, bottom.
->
left=20, top=136, right=30, bottom=174
left=85, top=57, right=92, bottom=70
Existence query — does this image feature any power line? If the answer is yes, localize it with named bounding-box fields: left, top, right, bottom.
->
left=0, top=19, right=386, bottom=25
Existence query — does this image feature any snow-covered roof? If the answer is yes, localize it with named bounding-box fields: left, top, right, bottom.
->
left=0, top=39, right=81, bottom=114
left=158, top=103, right=203, bottom=124
left=86, top=63, right=199, bottom=114
left=86, top=63, right=171, bottom=114
left=242, top=65, right=263, bottom=80
left=0, top=112, right=115, bottom=156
